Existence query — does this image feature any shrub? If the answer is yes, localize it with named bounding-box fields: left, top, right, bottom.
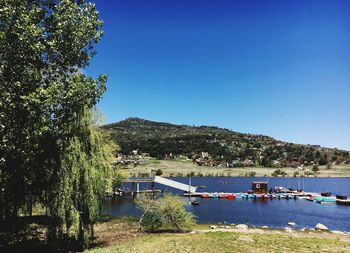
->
left=271, top=169, right=287, bottom=177
left=249, top=172, right=256, bottom=177
left=312, top=165, right=319, bottom=172
left=135, top=194, right=196, bottom=232
left=142, top=211, right=163, bottom=231
left=187, top=171, right=195, bottom=177
left=155, top=169, right=163, bottom=176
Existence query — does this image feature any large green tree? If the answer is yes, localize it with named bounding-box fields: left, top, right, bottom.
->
left=0, top=0, right=111, bottom=248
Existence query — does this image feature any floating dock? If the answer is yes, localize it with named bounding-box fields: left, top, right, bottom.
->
left=183, top=191, right=349, bottom=206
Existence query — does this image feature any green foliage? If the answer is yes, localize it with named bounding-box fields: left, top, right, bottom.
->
left=141, top=211, right=163, bottom=232
left=319, top=154, right=328, bottom=166
left=186, top=171, right=195, bottom=177
left=135, top=194, right=196, bottom=232
left=112, top=168, right=128, bottom=188
left=0, top=0, right=110, bottom=249
left=271, top=169, right=287, bottom=177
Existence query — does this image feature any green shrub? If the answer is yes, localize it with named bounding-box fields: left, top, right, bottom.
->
left=142, top=211, right=163, bottom=231
left=271, top=169, right=287, bottom=177
left=135, top=194, right=196, bottom=232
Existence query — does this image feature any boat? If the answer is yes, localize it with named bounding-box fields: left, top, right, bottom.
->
left=304, top=196, right=316, bottom=202
left=274, top=186, right=288, bottom=193
left=235, top=194, right=245, bottom=199
left=209, top=192, right=219, bottom=198
left=191, top=200, right=200, bottom=206
left=277, top=194, right=287, bottom=199
left=201, top=193, right=210, bottom=198
left=227, top=194, right=236, bottom=200
left=219, top=193, right=229, bottom=198
left=336, top=199, right=350, bottom=205
left=314, top=196, right=336, bottom=204
left=336, top=195, right=350, bottom=205
left=336, top=195, right=347, bottom=200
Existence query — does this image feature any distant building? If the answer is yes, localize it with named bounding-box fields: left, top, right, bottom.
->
left=273, top=160, right=280, bottom=165
left=243, top=159, right=254, bottom=166
left=201, top=152, right=209, bottom=158
left=252, top=181, right=268, bottom=194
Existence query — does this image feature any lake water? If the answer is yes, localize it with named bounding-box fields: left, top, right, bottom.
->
left=102, top=177, right=350, bottom=231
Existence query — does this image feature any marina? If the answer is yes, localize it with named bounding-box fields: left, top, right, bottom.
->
left=114, top=176, right=350, bottom=207
left=103, top=177, right=350, bottom=231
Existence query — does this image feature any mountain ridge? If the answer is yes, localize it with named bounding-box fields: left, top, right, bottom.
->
left=102, top=117, right=349, bottom=167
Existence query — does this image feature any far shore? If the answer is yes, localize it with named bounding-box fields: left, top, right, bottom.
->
left=121, top=158, right=350, bottom=178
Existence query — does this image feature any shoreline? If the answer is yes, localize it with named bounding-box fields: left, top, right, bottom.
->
left=196, top=223, right=350, bottom=235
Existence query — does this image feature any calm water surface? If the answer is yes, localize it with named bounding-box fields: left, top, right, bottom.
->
left=102, top=177, right=350, bottom=231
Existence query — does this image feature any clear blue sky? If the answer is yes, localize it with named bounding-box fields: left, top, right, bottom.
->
left=87, top=0, right=350, bottom=150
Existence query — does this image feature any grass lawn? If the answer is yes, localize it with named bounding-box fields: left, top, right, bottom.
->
left=87, top=230, right=350, bottom=253
left=87, top=218, right=350, bottom=253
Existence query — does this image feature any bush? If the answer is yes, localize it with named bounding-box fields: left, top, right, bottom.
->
left=271, top=169, right=287, bottom=177
left=142, top=211, right=163, bottom=231
left=187, top=171, right=195, bottom=177
left=312, top=165, right=319, bottom=172
left=135, top=194, right=196, bottom=232
left=155, top=169, right=163, bottom=176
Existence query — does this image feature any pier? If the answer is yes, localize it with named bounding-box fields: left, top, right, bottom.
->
left=114, top=176, right=197, bottom=196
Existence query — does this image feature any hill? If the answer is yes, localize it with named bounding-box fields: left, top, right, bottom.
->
left=102, top=117, right=350, bottom=168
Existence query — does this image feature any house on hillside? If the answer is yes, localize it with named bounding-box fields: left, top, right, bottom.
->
left=242, top=159, right=254, bottom=166
left=201, top=152, right=209, bottom=158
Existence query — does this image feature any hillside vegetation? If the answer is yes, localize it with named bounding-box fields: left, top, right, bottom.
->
left=103, top=118, right=350, bottom=168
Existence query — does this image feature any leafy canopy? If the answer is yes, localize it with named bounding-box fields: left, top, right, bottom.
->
left=0, top=0, right=112, bottom=249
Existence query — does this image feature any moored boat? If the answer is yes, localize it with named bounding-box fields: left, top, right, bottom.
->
left=336, top=195, right=350, bottom=205
left=336, top=199, right=350, bottom=205
left=219, top=192, right=229, bottom=198
left=201, top=193, right=210, bottom=198
left=191, top=200, right=200, bottom=206
left=209, top=192, right=219, bottom=198
left=227, top=194, right=236, bottom=200
left=314, top=196, right=336, bottom=204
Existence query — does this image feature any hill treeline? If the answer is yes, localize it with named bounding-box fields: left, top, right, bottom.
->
left=103, top=118, right=350, bottom=167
